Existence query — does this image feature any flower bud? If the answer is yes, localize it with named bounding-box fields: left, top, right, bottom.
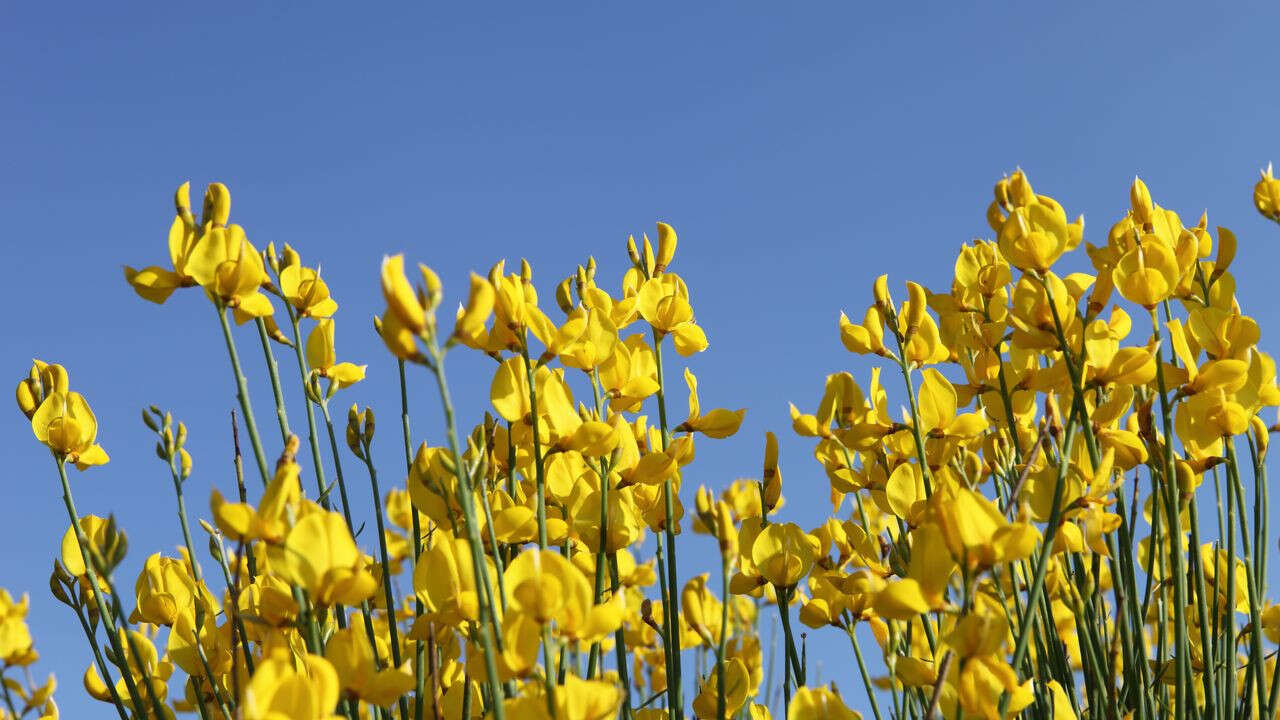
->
left=381, top=255, right=428, bottom=335
left=695, top=485, right=714, bottom=518
left=872, top=274, right=892, bottom=314
left=265, top=242, right=281, bottom=273
left=1175, top=460, right=1199, bottom=494
left=655, top=222, right=677, bottom=273
left=626, top=234, right=641, bottom=267
left=454, top=273, right=495, bottom=341
left=641, top=233, right=655, bottom=273
left=1255, top=164, right=1280, bottom=222
left=763, top=431, right=782, bottom=514
left=420, top=264, right=443, bottom=312
left=1008, top=170, right=1035, bottom=207
left=1211, top=226, right=1236, bottom=281
left=555, top=277, right=575, bottom=314
left=202, top=182, right=231, bottom=227
left=174, top=181, right=194, bottom=226
left=362, top=407, right=375, bottom=445
left=282, top=244, right=301, bottom=269
left=904, top=281, right=927, bottom=338
left=262, top=316, right=293, bottom=346
left=50, top=563, right=72, bottom=607
left=1130, top=176, right=1155, bottom=227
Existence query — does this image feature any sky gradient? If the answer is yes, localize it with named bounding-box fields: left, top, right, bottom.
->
left=5, top=4, right=1280, bottom=716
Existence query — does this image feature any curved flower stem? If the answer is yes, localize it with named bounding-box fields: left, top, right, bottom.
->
left=214, top=303, right=270, bottom=487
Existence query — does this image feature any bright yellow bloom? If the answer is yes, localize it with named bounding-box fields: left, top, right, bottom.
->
left=787, top=686, right=861, bottom=720
left=184, top=221, right=275, bottom=321
left=274, top=509, right=376, bottom=607
left=749, top=523, right=816, bottom=588
left=324, top=627, right=415, bottom=706
left=279, top=258, right=339, bottom=318
left=242, top=649, right=343, bottom=720
left=30, top=391, right=108, bottom=469
left=306, top=318, right=367, bottom=395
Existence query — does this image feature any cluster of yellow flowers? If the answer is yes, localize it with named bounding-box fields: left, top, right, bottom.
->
left=12, top=167, right=1280, bottom=720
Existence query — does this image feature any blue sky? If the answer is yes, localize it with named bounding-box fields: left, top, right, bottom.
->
left=5, top=3, right=1280, bottom=716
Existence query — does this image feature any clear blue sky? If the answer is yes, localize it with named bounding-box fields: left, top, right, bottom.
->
left=6, top=3, right=1280, bottom=716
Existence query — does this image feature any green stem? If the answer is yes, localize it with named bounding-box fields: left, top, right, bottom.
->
left=650, top=327, right=684, bottom=719
left=255, top=317, right=292, bottom=444
left=286, top=307, right=329, bottom=502
left=55, top=458, right=164, bottom=720
left=426, top=343, right=506, bottom=720
left=215, top=303, right=270, bottom=486
left=519, top=341, right=550, bottom=550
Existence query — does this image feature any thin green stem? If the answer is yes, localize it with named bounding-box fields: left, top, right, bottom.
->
left=215, top=303, right=270, bottom=486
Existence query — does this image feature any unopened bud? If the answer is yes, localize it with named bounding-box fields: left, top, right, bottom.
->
left=1130, top=176, right=1155, bottom=226
left=872, top=274, right=892, bottom=313
left=420, top=264, right=443, bottom=311
left=555, top=277, right=575, bottom=314
left=655, top=222, right=677, bottom=273
left=904, top=281, right=927, bottom=338
left=203, top=182, right=231, bottom=227
left=1211, top=226, right=1237, bottom=281
left=362, top=407, right=375, bottom=445
left=1008, top=170, right=1035, bottom=207
left=626, top=235, right=641, bottom=267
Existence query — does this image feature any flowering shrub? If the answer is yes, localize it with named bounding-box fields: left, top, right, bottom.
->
left=10, top=168, right=1280, bottom=720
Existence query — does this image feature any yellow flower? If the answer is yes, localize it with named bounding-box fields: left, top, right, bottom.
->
left=636, top=273, right=709, bottom=355
left=243, top=649, right=342, bottom=720
left=130, top=552, right=207, bottom=626
left=691, top=657, right=750, bottom=719
left=306, top=318, right=367, bottom=395
left=123, top=181, right=208, bottom=303
left=380, top=254, right=430, bottom=335
left=504, top=548, right=622, bottom=643
left=787, top=686, right=861, bottom=720
left=30, top=391, right=108, bottom=469
left=15, top=360, right=67, bottom=420
left=677, top=368, right=745, bottom=438
left=324, top=627, right=415, bottom=707
left=273, top=509, right=376, bottom=607
left=184, top=221, right=274, bottom=322
left=0, top=590, right=35, bottom=666
left=681, top=574, right=723, bottom=646
left=1112, top=238, right=1179, bottom=308
left=749, top=523, right=816, bottom=588
left=1254, top=163, right=1280, bottom=222
left=997, top=195, right=1077, bottom=273
left=279, top=259, right=339, bottom=318
left=413, top=535, right=493, bottom=626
